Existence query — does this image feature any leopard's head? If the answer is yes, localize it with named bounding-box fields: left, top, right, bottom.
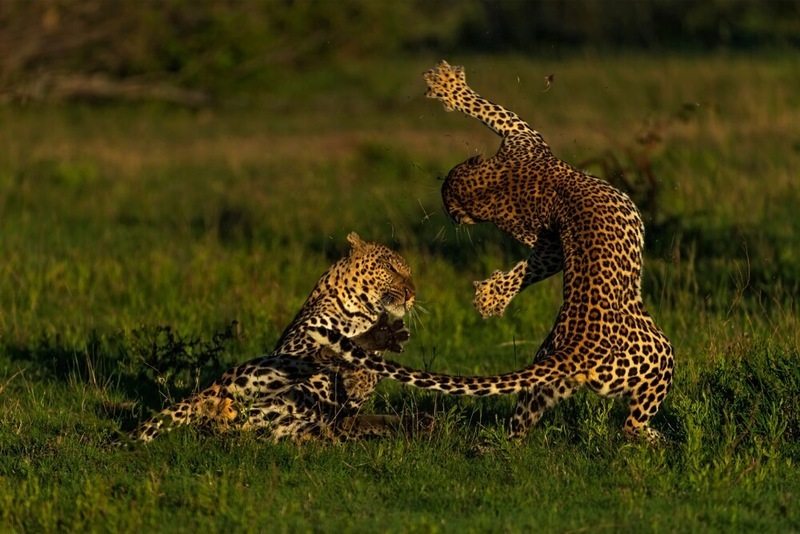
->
left=344, top=232, right=415, bottom=318
left=441, top=154, right=490, bottom=225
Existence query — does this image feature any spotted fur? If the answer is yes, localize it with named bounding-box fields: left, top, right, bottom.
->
left=131, top=232, right=416, bottom=443
left=310, top=61, right=674, bottom=443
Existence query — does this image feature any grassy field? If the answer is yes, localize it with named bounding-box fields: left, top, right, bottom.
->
left=1, top=54, right=799, bottom=532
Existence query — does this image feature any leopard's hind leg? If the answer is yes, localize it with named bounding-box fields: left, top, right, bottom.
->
left=255, top=415, right=403, bottom=443
left=621, top=329, right=674, bottom=444
left=132, top=384, right=239, bottom=442
left=506, top=333, right=581, bottom=437
left=333, top=414, right=402, bottom=440
left=331, top=413, right=433, bottom=441
left=509, top=379, right=579, bottom=438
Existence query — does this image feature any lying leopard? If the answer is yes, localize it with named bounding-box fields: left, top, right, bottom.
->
left=310, top=61, right=674, bottom=443
left=131, top=232, right=418, bottom=443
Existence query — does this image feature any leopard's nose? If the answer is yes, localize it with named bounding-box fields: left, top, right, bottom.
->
left=404, top=287, right=415, bottom=305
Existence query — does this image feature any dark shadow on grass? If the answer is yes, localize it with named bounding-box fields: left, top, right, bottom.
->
left=4, top=324, right=241, bottom=434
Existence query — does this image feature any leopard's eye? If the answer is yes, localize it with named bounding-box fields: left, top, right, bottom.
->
left=384, top=261, right=399, bottom=274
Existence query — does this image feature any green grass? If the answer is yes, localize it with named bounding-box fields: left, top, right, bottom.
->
left=1, top=54, right=799, bottom=532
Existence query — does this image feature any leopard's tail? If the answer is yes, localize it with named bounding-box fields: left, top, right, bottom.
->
left=355, top=355, right=550, bottom=397
left=311, top=326, right=558, bottom=396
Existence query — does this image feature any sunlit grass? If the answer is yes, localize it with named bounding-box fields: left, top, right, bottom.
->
left=1, top=53, right=799, bottom=531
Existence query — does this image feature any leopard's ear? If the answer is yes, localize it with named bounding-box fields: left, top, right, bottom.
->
left=347, top=232, right=367, bottom=254
left=469, top=153, right=484, bottom=165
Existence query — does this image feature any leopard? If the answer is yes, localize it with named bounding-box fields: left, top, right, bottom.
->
left=130, top=232, right=418, bottom=444
left=308, top=60, right=674, bottom=444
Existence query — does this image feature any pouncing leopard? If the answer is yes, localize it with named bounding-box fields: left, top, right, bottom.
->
left=130, top=232, right=418, bottom=444
left=309, top=61, right=674, bottom=444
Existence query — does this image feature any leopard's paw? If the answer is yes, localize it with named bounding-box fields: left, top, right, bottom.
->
left=472, top=273, right=512, bottom=318
left=385, top=317, right=411, bottom=353
left=354, top=314, right=410, bottom=353
left=423, top=60, right=466, bottom=112
left=623, top=425, right=667, bottom=448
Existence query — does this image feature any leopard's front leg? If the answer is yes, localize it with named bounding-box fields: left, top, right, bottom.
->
left=473, top=237, right=563, bottom=318
left=424, top=60, right=544, bottom=144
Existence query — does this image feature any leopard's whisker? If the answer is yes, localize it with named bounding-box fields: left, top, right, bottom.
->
left=409, top=299, right=428, bottom=330
left=433, top=225, right=447, bottom=244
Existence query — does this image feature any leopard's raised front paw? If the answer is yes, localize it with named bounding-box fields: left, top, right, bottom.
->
left=423, top=60, right=466, bottom=112
left=384, top=317, right=410, bottom=353
left=354, top=314, right=410, bottom=353
left=472, top=273, right=512, bottom=318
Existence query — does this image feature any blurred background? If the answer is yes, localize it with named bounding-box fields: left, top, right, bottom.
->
left=2, top=0, right=799, bottom=104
